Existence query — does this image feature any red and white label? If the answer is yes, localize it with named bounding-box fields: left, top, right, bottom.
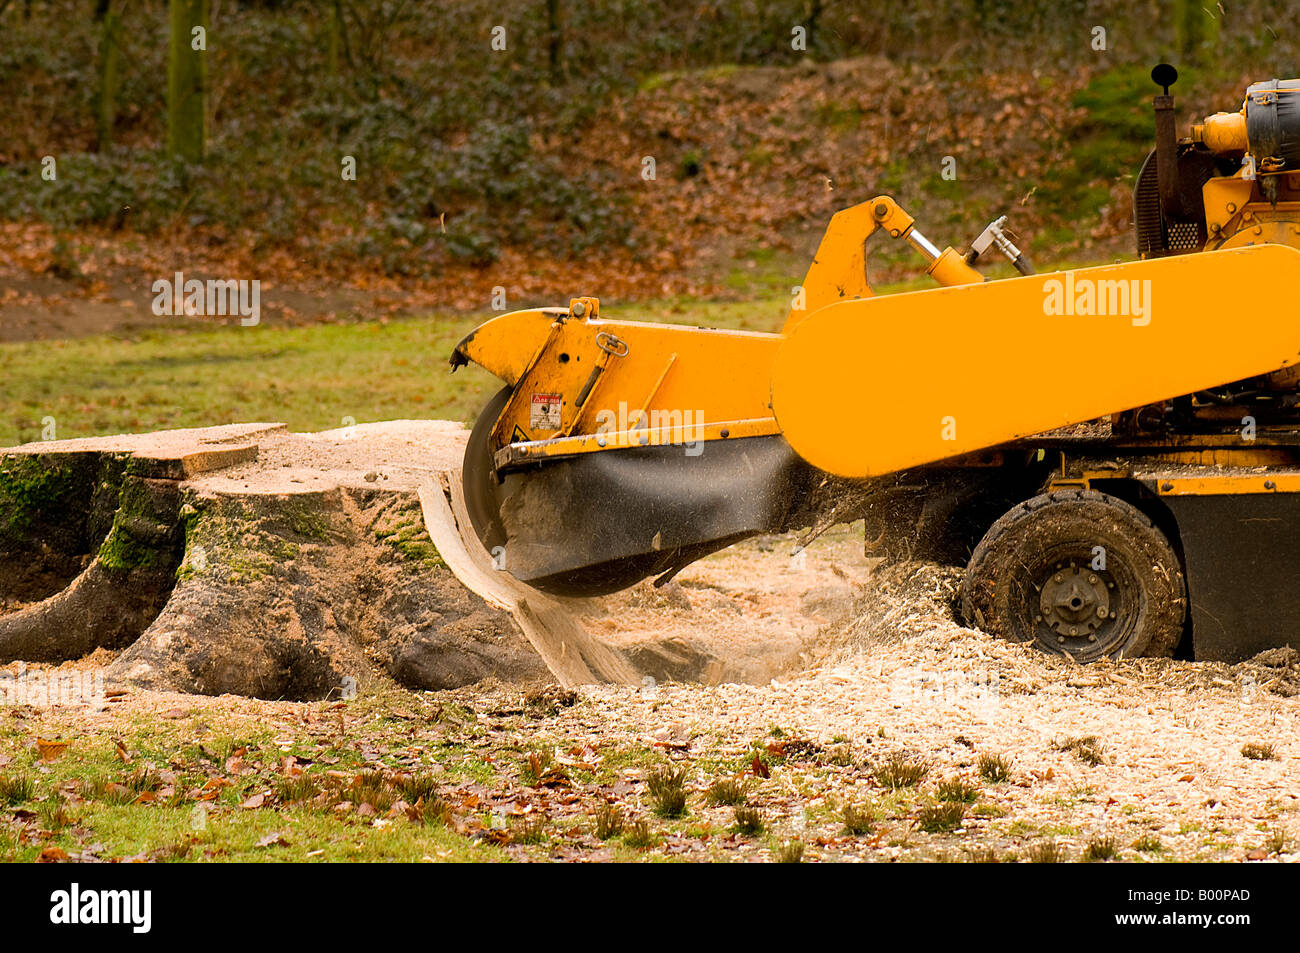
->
left=530, top=393, right=563, bottom=431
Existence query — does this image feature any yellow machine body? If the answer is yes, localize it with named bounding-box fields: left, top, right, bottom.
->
left=772, top=244, right=1300, bottom=477
left=451, top=73, right=1300, bottom=662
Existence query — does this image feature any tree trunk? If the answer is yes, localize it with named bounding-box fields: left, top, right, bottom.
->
left=327, top=0, right=344, bottom=78
left=166, top=0, right=208, bottom=163
left=546, top=0, right=562, bottom=84
left=96, top=10, right=122, bottom=151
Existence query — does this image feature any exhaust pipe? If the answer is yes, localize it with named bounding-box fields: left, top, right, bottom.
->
left=1152, top=63, right=1182, bottom=219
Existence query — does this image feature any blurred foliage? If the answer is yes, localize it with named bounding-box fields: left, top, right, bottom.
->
left=1, top=0, right=1299, bottom=275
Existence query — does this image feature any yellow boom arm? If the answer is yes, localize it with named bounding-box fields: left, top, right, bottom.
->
left=783, top=196, right=984, bottom=333
left=772, top=243, right=1300, bottom=477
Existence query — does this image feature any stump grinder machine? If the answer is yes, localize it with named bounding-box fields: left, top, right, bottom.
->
left=451, top=66, right=1300, bottom=664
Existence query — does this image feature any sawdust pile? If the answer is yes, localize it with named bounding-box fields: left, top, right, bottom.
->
left=807, top=557, right=1300, bottom=702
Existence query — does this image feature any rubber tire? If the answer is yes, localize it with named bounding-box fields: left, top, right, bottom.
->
left=960, top=489, right=1186, bottom=662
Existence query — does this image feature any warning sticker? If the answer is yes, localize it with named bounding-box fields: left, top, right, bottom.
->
left=530, top=393, right=563, bottom=431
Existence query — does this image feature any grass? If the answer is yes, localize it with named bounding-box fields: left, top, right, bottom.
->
left=1241, top=742, right=1277, bottom=761
left=273, top=774, right=321, bottom=804
left=412, top=795, right=452, bottom=827
left=1131, top=833, right=1164, bottom=854
left=0, top=295, right=786, bottom=446
left=1027, top=839, right=1067, bottom=863
left=520, top=748, right=567, bottom=786
left=593, top=803, right=624, bottom=840
left=0, top=774, right=34, bottom=806
left=646, top=764, right=689, bottom=819
left=872, top=752, right=929, bottom=789
left=936, top=778, right=980, bottom=804
left=964, top=847, right=1012, bottom=863
left=977, top=753, right=1013, bottom=784
left=842, top=802, right=874, bottom=836
left=1053, top=735, right=1107, bottom=766
left=509, top=814, right=549, bottom=845
left=733, top=805, right=764, bottom=835
left=0, top=315, right=499, bottom=446
left=395, top=773, right=440, bottom=804
left=623, top=819, right=658, bottom=849
left=774, top=840, right=804, bottom=863
left=39, top=795, right=76, bottom=832
left=705, top=777, right=747, bottom=807
left=1083, top=835, right=1117, bottom=862
left=917, top=801, right=966, bottom=833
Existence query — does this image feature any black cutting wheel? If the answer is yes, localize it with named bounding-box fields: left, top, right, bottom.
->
left=460, top=387, right=667, bottom=597
left=462, top=386, right=512, bottom=556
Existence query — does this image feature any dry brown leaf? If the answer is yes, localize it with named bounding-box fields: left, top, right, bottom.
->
left=36, top=738, right=69, bottom=762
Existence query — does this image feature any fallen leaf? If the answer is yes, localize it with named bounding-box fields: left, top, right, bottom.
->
left=37, top=846, right=68, bottom=863
left=255, top=832, right=289, bottom=848
left=36, top=738, right=69, bottom=762
left=240, top=793, right=266, bottom=809
left=751, top=753, right=770, bottom=779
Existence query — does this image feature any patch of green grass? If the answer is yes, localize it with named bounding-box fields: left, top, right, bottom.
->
left=824, top=743, right=854, bottom=767
left=1131, top=833, right=1164, bottom=854
left=394, top=773, right=440, bottom=805
left=593, top=802, right=624, bottom=840
left=0, top=316, right=499, bottom=445
left=345, top=770, right=395, bottom=812
left=0, top=773, right=34, bottom=805
left=872, top=752, right=928, bottom=789
left=977, top=752, right=1013, bottom=783
left=65, top=802, right=501, bottom=863
left=412, top=795, right=452, bottom=826
left=918, top=801, right=966, bottom=833
left=1241, top=742, right=1277, bottom=761
left=964, top=847, right=1012, bottom=863
left=733, top=805, right=764, bottom=835
left=842, top=802, right=874, bottom=836
left=509, top=813, right=549, bottom=845
left=705, top=777, right=747, bottom=807
left=272, top=774, right=321, bottom=805
left=774, top=840, right=804, bottom=863
left=623, top=819, right=658, bottom=849
left=1027, top=839, right=1066, bottom=863
left=520, top=748, right=561, bottom=786
left=1083, top=835, right=1117, bottom=862
left=646, top=764, right=688, bottom=818
left=40, top=794, right=76, bottom=831
left=936, top=777, right=980, bottom=804
left=1053, top=735, right=1107, bottom=766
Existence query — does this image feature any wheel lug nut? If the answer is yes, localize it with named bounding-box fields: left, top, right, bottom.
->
left=1096, top=606, right=1106, bottom=617
left=1088, top=575, right=1097, bottom=584
left=1088, top=635, right=1096, bottom=642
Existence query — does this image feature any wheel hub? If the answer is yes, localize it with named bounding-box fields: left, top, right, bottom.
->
left=1038, top=564, right=1113, bottom=640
